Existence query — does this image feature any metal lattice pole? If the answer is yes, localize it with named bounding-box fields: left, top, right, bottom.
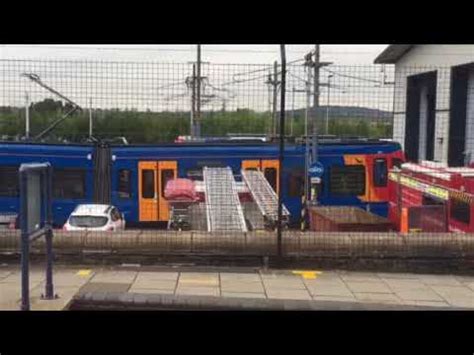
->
left=25, top=92, right=30, bottom=139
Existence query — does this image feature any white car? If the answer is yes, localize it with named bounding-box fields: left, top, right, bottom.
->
left=63, top=204, right=126, bottom=232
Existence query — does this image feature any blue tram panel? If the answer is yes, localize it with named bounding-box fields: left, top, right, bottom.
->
left=0, top=142, right=95, bottom=227
left=0, top=140, right=403, bottom=227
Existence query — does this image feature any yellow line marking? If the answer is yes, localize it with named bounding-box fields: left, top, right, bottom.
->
left=292, top=270, right=322, bottom=280
left=76, top=269, right=92, bottom=277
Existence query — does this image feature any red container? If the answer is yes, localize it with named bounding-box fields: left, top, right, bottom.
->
left=164, top=179, right=198, bottom=202
left=309, top=206, right=393, bottom=232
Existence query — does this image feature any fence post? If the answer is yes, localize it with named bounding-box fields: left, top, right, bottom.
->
left=277, top=45, right=287, bottom=260
left=20, top=232, right=29, bottom=311
left=20, top=170, right=29, bottom=311
left=44, top=228, right=54, bottom=299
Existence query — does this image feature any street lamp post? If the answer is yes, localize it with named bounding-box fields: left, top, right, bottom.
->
left=325, top=74, right=333, bottom=135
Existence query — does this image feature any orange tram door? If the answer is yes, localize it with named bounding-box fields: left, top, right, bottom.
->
left=138, top=161, right=177, bottom=222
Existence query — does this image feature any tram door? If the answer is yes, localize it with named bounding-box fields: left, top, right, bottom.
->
left=242, top=159, right=280, bottom=194
left=157, top=161, right=177, bottom=221
left=139, top=161, right=177, bottom=222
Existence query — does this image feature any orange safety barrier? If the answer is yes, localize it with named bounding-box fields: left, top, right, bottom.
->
left=400, top=207, right=409, bottom=233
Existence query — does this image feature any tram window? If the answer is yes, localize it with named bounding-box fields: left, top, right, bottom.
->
left=373, top=158, right=388, bottom=187
left=264, top=168, right=277, bottom=191
left=330, top=165, right=365, bottom=196
left=161, top=169, right=175, bottom=196
left=0, top=166, right=19, bottom=197
left=53, top=169, right=85, bottom=199
left=142, top=170, right=155, bottom=199
left=450, top=198, right=471, bottom=225
left=392, top=158, right=403, bottom=169
left=289, top=170, right=304, bottom=197
left=118, top=169, right=131, bottom=199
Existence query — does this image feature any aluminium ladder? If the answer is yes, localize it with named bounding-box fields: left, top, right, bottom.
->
left=203, top=167, right=248, bottom=232
left=241, top=169, right=290, bottom=229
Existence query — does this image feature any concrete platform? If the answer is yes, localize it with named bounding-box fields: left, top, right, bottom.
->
left=1, top=264, right=474, bottom=310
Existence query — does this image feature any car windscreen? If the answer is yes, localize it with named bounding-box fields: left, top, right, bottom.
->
left=69, top=216, right=108, bottom=228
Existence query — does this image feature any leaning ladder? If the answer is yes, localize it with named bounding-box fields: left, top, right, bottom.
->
left=203, top=167, right=248, bottom=232
left=241, top=169, right=290, bottom=227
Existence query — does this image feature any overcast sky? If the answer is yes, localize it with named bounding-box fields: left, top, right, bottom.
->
left=0, top=45, right=394, bottom=113
left=0, top=45, right=388, bottom=64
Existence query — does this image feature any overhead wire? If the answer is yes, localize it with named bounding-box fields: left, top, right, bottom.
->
left=321, top=67, right=381, bottom=84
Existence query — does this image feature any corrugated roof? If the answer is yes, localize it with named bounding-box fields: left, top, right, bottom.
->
left=374, top=45, right=414, bottom=64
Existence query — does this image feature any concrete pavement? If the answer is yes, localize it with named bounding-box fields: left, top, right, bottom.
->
left=1, top=264, right=474, bottom=310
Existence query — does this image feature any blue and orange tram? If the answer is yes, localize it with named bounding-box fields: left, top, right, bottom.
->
left=0, top=138, right=404, bottom=228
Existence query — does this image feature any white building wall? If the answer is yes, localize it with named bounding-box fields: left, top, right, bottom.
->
left=392, top=112, right=405, bottom=148
left=392, top=67, right=416, bottom=150
left=391, top=45, right=474, bottom=164
left=396, top=45, right=474, bottom=67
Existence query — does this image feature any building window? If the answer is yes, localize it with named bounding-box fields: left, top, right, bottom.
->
left=373, top=158, right=388, bottom=187
left=330, top=165, right=365, bottom=196
left=53, top=169, right=86, bottom=199
left=450, top=198, right=471, bottom=225
left=0, top=166, right=19, bottom=197
left=118, top=169, right=131, bottom=199
left=142, top=170, right=155, bottom=199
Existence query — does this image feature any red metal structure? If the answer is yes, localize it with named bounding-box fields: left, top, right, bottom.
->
left=388, top=161, right=474, bottom=233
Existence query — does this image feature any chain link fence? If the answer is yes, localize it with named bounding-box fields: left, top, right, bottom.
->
left=1, top=57, right=474, bottom=270
left=0, top=59, right=395, bottom=142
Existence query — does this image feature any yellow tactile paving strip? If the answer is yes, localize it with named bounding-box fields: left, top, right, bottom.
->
left=292, top=270, right=323, bottom=280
